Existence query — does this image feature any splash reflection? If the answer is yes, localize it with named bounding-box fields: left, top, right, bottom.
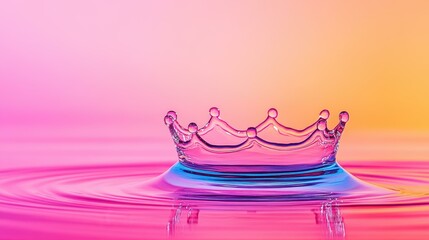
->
left=167, top=204, right=200, bottom=237
left=314, top=199, right=345, bottom=239
left=167, top=199, right=345, bottom=239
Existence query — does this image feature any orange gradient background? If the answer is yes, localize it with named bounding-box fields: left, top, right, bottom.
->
left=1, top=1, right=429, bottom=165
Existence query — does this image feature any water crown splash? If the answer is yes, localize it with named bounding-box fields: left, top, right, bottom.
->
left=154, top=107, right=382, bottom=201
left=164, top=107, right=349, bottom=169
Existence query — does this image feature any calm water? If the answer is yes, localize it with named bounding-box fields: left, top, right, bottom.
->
left=1, top=140, right=429, bottom=240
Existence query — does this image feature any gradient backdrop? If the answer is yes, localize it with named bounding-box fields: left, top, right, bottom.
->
left=1, top=0, right=429, bottom=167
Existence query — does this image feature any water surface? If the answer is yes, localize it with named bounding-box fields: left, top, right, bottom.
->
left=1, top=140, right=429, bottom=240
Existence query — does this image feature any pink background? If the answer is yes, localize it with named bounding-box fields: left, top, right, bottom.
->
left=1, top=1, right=429, bottom=167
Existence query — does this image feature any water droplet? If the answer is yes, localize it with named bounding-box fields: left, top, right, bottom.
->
left=246, top=127, right=257, bottom=138
left=188, top=122, right=198, bottom=133
left=167, top=111, right=177, bottom=120
left=209, top=107, right=220, bottom=117
left=317, top=120, right=327, bottom=131
left=319, top=109, right=330, bottom=120
left=268, top=108, right=278, bottom=118
left=164, top=116, right=174, bottom=125
left=339, top=111, right=349, bottom=123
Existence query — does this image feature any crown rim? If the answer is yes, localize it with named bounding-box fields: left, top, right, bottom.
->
left=164, top=107, right=349, bottom=169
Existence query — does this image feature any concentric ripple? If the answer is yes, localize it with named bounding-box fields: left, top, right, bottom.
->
left=1, top=160, right=429, bottom=239
left=0, top=161, right=428, bottom=212
left=0, top=163, right=171, bottom=211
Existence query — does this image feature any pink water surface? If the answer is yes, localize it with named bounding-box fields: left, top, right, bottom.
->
left=1, top=138, right=429, bottom=240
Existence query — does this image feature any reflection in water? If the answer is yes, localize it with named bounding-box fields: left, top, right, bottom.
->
left=314, top=199, right=345, bottom=239
left=167, top=199, right=345, bottom=239
left=167, top=204, right=200, bottom=237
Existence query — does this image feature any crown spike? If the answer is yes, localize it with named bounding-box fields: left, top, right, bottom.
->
left=319, top=109, right=330, bottom=120
left=339, top=111, right=349, bottom=123
left=188, top=122, right=198, bottom=133
left=268, top=108, right=278, bottom=118
left=209, top=107, right=220, bottom=117
left=167, top=111, right=177, bottom=120
left=317, top=119, right=327, bottom=131
left=246, top=127, right=257, bottom=138
left=333, top=111, right=350, bottom=135
left=164, top=115, right=174, bottom=125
